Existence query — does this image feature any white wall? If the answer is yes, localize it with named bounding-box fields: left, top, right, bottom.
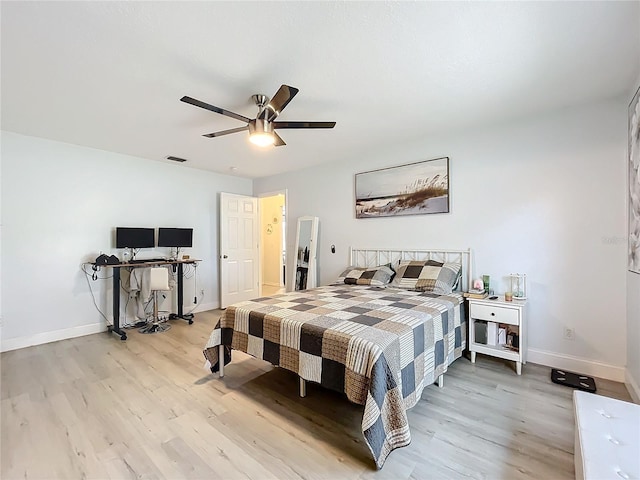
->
left=627, top=74, right=640, bottom=402
left=0, top=131, right=252, bottom=351
left=255, top=98, right=629, bottom=381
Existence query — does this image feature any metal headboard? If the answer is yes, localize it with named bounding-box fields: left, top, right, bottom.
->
left=349, top=247, right=473, bottom=292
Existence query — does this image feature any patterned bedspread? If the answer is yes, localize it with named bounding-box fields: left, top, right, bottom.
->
left=203, top=285, right=465, bottom=468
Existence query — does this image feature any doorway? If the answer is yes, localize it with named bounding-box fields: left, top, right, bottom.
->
left=258, top=191, right=286, bottom=296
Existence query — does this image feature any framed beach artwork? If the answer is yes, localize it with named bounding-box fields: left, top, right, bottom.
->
left=629, top=85, right=640, bottom=274
left=355, top=157, right=450, bottom=218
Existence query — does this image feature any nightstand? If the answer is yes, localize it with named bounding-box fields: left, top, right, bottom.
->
left=467, top=296, right=527, bottom=375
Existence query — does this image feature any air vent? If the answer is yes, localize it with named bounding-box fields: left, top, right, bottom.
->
left=166, top=156, right=187, bottom=163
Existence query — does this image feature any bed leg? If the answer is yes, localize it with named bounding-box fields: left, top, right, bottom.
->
left=299, top=377, right=306, bottom=397
left=219, top=347, right=225, bottom=378
left=437, top=374, right=444, bottom=388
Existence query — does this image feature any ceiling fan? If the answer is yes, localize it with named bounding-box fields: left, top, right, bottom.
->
left=180, top=85, right=336, bottom=147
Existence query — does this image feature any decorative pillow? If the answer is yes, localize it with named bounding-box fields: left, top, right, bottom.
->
left=337, top=265, right=395, bottom=286
left=391, top=260, right=462, bottom=294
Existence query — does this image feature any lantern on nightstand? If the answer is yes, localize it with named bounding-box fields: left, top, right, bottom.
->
left=509, top=273, right=527, bottom=300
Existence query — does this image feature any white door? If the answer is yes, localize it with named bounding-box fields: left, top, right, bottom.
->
left=220, top=192, right=259, bottom=308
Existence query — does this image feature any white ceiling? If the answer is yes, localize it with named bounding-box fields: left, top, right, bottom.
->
left=2, top=1, right=639, bottom=179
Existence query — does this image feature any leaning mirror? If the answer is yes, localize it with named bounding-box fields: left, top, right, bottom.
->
left=294, top=216, right=319, bottom=290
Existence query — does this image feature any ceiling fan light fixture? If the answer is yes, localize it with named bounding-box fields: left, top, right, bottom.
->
left=248, top=119, right=275, bottom=147
left=249, top=132, right=275, bottom=147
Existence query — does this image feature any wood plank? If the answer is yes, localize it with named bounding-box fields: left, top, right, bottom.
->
left=1, top=308, right=633, bottom=479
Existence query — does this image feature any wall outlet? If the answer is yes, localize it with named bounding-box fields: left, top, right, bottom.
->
left=563, top=326, right=575, bottom=341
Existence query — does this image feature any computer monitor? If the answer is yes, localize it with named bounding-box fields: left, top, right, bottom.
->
left=115, top=227, right=155, bottom=249
left=158, top=228, right=193, bottom=248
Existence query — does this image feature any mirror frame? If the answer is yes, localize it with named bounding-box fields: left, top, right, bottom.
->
left=293, top=216, right=319, bottom=290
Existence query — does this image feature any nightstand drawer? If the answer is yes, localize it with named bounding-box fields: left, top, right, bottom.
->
left=469, top=303, right=519, bottom=325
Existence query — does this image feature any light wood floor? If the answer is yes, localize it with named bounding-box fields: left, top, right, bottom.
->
left=262, top=284, right=286, bottom=296
left=1, top=309, right=632, bottom=479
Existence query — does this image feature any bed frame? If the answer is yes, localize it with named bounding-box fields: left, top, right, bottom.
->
left=350, top=247, right=473, bottom=293
left=219, top=247, right=473, bottom=396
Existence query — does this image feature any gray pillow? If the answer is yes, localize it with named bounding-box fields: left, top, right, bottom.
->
left=337, top=265, right=395, bottom=286
left=390, top=260, right=461, bottom=294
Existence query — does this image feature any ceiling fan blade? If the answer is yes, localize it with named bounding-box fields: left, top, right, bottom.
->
left=273, top=121, right=336, bottom=129
left=203, top=126, right=249, bottom=138
left=273, top=131, right=286, bottom=147
left=261, top=85, right=299, bottom=121
left=180, top=96, right=251, bottom=123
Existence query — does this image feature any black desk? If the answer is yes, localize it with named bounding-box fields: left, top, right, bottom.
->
left=99, top=259, right=200, bottom=341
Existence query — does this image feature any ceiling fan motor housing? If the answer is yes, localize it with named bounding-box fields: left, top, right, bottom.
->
left=249, top=118, right=273, bottom=135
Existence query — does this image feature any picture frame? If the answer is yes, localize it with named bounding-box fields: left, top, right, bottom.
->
left=629, top=85, right=640, bottom=274
left=355, top=157, right=450, bottom=218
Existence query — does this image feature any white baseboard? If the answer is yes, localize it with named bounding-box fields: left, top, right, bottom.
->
left=1, top=303, right=224, bottom=353
left=527, top=348, right=625, bottom=382
left=183, top=302, right=220, bottom=314
left=1, top=322, right=107, bottom=353
left=625, top=369, right=640, bottom=404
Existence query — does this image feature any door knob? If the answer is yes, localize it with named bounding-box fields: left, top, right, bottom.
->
left=222, top=255, right=228, bottom=259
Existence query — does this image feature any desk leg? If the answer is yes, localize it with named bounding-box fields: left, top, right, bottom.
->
left=109, top=267, right=127, bottom=341
left=176, top=263, right=193, bottom=324
left=177, top=263, right=184, bottom=317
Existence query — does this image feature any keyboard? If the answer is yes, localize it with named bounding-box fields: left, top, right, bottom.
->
left=128, top=258, right=167, bottom=264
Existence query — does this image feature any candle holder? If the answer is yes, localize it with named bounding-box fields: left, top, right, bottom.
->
left=509, top=273, right=527, bottom=300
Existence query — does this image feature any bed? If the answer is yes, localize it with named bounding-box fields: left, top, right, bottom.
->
left=203, top=248, right=471, bottom=468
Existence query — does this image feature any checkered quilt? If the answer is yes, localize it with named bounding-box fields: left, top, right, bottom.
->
left=203, top=285, right=465, bottom=468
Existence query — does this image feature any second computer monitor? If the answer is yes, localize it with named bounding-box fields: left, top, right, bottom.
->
left=158, top=228, right=193, bottom=248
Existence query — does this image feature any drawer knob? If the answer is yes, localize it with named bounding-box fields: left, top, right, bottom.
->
left=490, top=312, right=495, bottom=316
